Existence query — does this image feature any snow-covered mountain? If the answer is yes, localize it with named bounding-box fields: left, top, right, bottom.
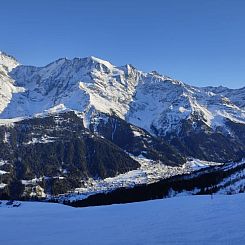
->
left=0, top=51, right=19, bottom=71
left=1, top=51, right=244, bottom=159
left=0, top=51, right=244, bottom=200
left=0, top=52, right=22, bottom=114
left=0, top=55, right=140, bottom=120
left=0, top=52, right=244, bottom=134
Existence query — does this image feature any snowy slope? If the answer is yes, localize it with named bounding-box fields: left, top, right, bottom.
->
left=0, top=52, right=23, bottom=114
left=205, top=85, right=245, bottom=109
left=0, top=51, right=19, bottom=72
left=0, top=52, right=244, bottom=137
left=127, top=77, right=245, bottom=135
left=0, top=56, right=140, bottom=120
left=1, top=194, right=245, bottom=245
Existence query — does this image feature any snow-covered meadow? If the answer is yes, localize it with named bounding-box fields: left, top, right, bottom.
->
left=1, top=194, right=245, bottom=245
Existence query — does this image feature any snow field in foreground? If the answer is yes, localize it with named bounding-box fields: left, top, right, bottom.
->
left=1, top=194, right=245, bottom=245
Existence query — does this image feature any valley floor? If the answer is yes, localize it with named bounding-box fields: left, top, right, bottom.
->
left=1, top=194, right=245, bottom=245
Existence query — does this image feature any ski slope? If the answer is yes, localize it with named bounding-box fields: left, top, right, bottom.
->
left=1, top=194, right=245, bottom=245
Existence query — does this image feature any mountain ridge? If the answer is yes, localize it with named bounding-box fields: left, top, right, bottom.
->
left=0, top=52, right=244, bottom=129
left=0, top=51, right=244, bottom=161
left=0, top=51, right=244, bottom=200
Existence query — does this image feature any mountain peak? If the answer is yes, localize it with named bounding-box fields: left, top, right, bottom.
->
left=0, top=50, right=19, bottom=71
left=82, top=56, right=114, bottom=70
left=0, top=52, right=244, bottom=139
left=0, top=51, right=18, bottom=62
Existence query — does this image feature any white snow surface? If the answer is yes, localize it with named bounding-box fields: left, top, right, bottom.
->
left=0, top=160, right=10, bottom=166
left=0, top=183, right=7, bottom=189
left=0, top=52, right=244, bottom=135
left=0, top=170, right=8, bottom=175
left=0, top=51, right=19, bottom=72
left=0, top=52, right=23, bottom=115
left=187, top=158, right=223, bottom=170
left=24, top=135, right=57, bottom=145
left=217, top=164, right=245, bottom=194
left=1, top=194, right=245, bottom=245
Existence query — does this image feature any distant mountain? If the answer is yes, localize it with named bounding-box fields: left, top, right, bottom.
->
left=0, top=51, right=244, bottom=200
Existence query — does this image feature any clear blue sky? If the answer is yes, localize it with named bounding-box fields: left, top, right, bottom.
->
left=1, top=0, right=245, bottom=88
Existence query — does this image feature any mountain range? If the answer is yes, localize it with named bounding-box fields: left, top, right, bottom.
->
left=0, top=51, right=244, bottom=202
